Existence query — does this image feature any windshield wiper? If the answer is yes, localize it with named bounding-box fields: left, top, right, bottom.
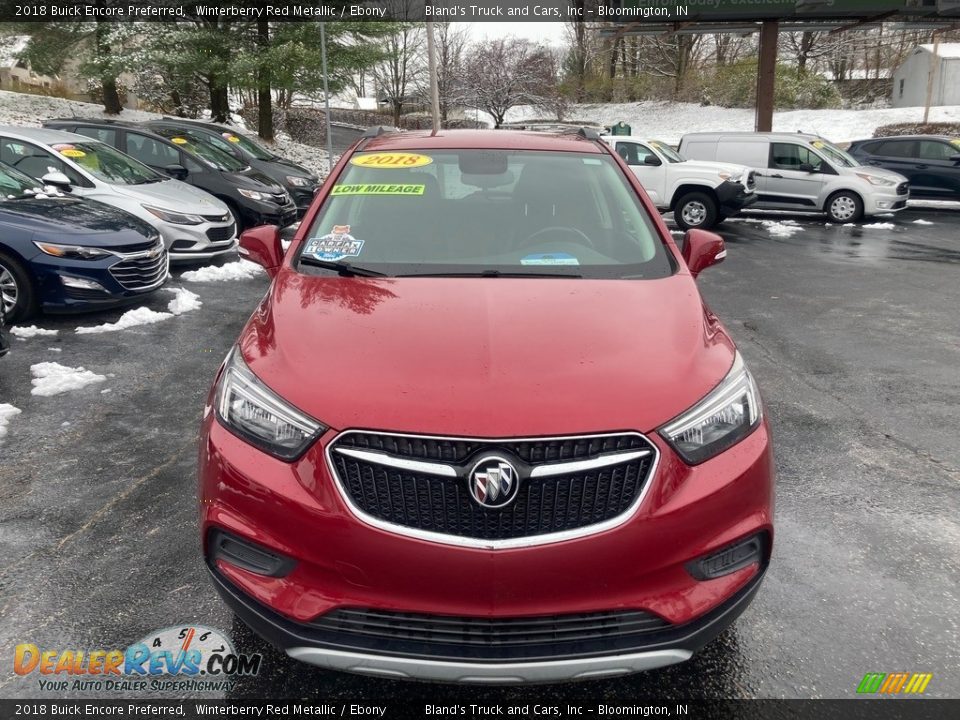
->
left=298, top=256, right=387, bottom=277
left=399, top=269, right=583, bottom=278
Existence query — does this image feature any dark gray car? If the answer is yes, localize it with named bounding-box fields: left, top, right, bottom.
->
left=848, top=135, right=960, bottom=200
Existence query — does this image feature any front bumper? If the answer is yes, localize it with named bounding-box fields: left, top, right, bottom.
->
left=237, top=200, right=299, bottom=230
left=716, top=180, right=757, bottom=215
left=156, top=219, right=237, bottom=262
left=199, top=415, right=774, bottom=682
left=863, top=186, right=910, bottom=215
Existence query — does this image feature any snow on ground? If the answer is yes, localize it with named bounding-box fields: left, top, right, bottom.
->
left=75, top=306, right=172, bottom=335
left=166, top=287, right=202, bottom=315
left=913, top=219, right=934, bottom=225
left=0, top=403, right=21, bottom=440
left=0, top=90, right=329, bottom=177
left=487, top=101, right=960, bottom=145
left=30, top=362, right=106, bottom=397
left=763, top=220, right=804, bottom=238
left=180, top=260, right=263, bottom=283
left=10, top=325, right=58, bottom=338
left=861, top=222, right=896, bottom=230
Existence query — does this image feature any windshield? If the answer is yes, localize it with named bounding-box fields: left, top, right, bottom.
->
left=649, top=140, right=684, bottom=163
left=151, top=128, right=247, bottom=172
left=0, top=161, right=44, bottom=198
left=51, top=141, right=162, bottom=185
left=296, top=149, right=674, bottom=279
left=810, top=139, right=858, bottom=168
left=218, top=130, right=275, bottom=161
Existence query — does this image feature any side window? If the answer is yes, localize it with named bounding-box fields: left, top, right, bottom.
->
left=74, top=127, right=117, bottom=145
left=125, top=133, right=179, bottom=168
left=0, top=139, right=88, bottom=186
left=617, top=142, right=659, bottom=166
left=917, top=140, right=954, bottom=162
left=770, top=143, right=823, bottom=172
left=183, top=155, right=204, bottom=173
left=877, top=140, right=914, bottom=158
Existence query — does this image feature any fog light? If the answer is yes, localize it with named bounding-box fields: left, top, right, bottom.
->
left=208, top=529, right=296, bottom=577
left=877, top=201, right=891, bottom=209
left=60, top=275, right=107, bottom=291
left=687, top=533, right=768, bottom=580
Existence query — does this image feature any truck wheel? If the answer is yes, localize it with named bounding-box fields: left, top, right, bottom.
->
left=0, top=251, right=37, bottom=323
left=675, top=192, right=718, bottom=230
left=826, top=191, right=863, bottom=224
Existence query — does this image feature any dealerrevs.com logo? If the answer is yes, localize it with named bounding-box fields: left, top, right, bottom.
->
left=14, top=625, right=261, bottom=693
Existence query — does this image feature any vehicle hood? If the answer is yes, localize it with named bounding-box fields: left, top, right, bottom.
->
left=0, top=197, right=157, bottom=243
left=262, top=157, right=317, bottom=181
left=677, top=159, right=750, bottom=179
left=110, top=178, right=228, bottom=214
left=229, top=168, right=285, bottom=192
left=852, top=165, right=908, bottom=184
left=239, top=274, right=737, bottom=436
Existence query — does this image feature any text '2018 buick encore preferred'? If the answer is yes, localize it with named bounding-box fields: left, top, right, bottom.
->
left=198, top=128, right=775, bottom=684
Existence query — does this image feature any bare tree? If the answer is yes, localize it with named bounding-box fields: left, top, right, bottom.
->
left=373, top=1, right=425, bottom=126
left=463, top=38, right=555, bottom=128
left=414, top=22, right=469, bottom=125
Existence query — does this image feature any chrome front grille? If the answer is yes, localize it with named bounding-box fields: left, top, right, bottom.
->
left=108, top=241, right=168, bottom=291
left=326, top=431, right=658, bottom=548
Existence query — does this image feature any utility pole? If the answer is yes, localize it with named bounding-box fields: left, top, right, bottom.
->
left=923, top=34, right=941, bottom=124
left=426, top=21, right=441, bottom=134
left=320, top=22, right=334, bottom=173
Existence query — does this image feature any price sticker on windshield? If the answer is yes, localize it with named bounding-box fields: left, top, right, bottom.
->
left=52, top=144, right=85, bottom=158
left=171, top=137, right=188, bottom=145
left=350, top=152, right=433, bottom=169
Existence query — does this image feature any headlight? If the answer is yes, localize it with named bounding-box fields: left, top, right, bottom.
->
left=215, top=347, right=325, bottom=460
left=717, top=171, right=741, bottom=182
left=33, top=241, right=112, bottom=260
left=659, top=352, right=762, bottom=465
left=143, top=205, right=204, bottom=225
left=285, top=176, right=312, bottom=188
left=855, top=172, right=896, bottom=187
left=237, top=188, right=267, bottom=201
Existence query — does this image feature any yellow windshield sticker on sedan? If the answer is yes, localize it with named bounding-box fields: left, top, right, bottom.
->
left=58, top=148, right=86, bottom=158
left=811, top=140, right=825, bottom=149
left=950, top=138, right=960, bottom=149
left=171, top=137, right=188, bottom=145
left=350, top=152, right=433, bottom=169
left=331, top=184, right=425, bottom=196
left=226, top=135, right=241, bottom=143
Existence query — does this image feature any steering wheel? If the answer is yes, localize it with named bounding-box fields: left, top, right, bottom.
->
left=519, top=226, right=595, bottom=250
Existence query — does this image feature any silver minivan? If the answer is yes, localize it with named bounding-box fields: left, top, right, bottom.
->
left=0, top=127, right=236, bottom=262
left=678, top=132, right=910, bottom=223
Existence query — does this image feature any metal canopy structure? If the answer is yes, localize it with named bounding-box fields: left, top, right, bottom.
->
left=599, top=0, right=960, bottom=131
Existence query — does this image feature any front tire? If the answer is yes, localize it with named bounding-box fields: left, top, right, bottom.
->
left=0, top=251, right=37, bottom=323
left=825, top=191, right=863, bottom=224
left=675, top=192, right=719, bottom=230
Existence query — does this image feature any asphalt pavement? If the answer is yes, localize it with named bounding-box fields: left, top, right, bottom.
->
left=0, top=206, right=957, bottom=701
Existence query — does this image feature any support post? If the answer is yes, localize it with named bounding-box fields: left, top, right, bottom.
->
left=755, top=20, right=778, bottom=132
left=923, top=35, right=940, bottom=124
left=427, top=21, right=441, bottom=134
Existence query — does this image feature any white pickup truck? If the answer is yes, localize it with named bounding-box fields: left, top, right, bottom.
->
left=602, top=135, right=757, bottom=230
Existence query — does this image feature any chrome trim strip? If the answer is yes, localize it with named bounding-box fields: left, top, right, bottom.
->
left=530, top=449, right=651, bottom=478
left=324, top=430, right=660, bottom=550
left=286, top=646, right=689, bottom=684
left=334, top=447, right=458, bottom=477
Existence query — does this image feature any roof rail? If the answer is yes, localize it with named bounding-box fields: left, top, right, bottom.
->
left=577, top=127, right=602, bottom=141
left=361, top=125, right=396, bottom=139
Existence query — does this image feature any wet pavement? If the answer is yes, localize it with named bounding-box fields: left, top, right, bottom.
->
left=0, top=207, right=958, bottom=701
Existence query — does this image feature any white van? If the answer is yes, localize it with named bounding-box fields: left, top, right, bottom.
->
left=678, top=132, right=909, bottom=223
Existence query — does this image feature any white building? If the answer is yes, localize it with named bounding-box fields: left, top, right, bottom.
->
left=891, top=43, right=960, bottom=108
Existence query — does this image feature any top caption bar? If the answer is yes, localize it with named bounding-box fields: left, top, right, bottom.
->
left=1, top=1, right=697, bottom=23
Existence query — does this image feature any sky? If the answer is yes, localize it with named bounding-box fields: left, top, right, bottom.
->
left=464, top=22, right=568, bottom=47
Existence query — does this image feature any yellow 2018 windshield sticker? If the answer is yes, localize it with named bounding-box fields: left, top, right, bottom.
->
left=350, top=152, right=433, bottom=169
left=59, top=149, right=86, bottom=158
left=225, top=135, right=241, bottom=143
left=331, top=184, right=425, bottom=196
left=171, top=137, right=188, bottom=145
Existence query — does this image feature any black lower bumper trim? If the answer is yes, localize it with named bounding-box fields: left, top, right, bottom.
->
left=208, top=561, right=766, bottom=665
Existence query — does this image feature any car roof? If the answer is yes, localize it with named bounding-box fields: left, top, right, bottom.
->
left=46, top=117, right=144, bottom=130
left=600, top=135, right=673, bottom=144
left=0, top=125, right=100, bottom=145
left=852, top=135, right=954, bottom=142
left=360, top=129, right=605, bottom=154
left=681, top=132, right=822, bottom=142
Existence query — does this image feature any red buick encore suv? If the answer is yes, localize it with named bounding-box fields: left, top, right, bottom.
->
left=198, top=128, right=774, bottom=684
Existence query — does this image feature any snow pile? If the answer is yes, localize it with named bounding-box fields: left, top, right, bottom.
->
left=0, top=403, right=22, bottom=440
left=30, top=362, right=106, bottom=397
left=10, top=325, right=58, bottom=338
left=763, top=220, right=804, bottom=238
left=912, top=219, right=934, bottom=225
left=862, top=222, right=896, bottom=230
left=75, top=306, right=172, bottom=335
left=180, top=261, right=264, bottom=283
left=166, top=287, right=202, bottom=315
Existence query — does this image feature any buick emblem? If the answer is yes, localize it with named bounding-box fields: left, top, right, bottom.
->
left=468, top=456, right=519, bottom=509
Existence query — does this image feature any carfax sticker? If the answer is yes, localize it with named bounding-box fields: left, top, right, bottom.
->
left=331, top=184, right=425, bottom=196
left=350, top=152, right=433, bottom=169
left=304, top=225, right=364, bottom=262
left=521, top=253, right=580, bottom=266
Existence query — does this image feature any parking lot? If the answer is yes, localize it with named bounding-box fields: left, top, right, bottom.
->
left=0, top=206, right=958, bottom=700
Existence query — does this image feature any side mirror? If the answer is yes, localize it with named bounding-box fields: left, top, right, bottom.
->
left=40, top=171, right=72, bottom=190
left=238, top=225, right=283, bottom=278
left=682, top=229, right=726, bottom=278
left=163, top=164, right=188, bottom=181
left=798, top=163, right=815, bottom=173
left=643, top=154, right=662, bottom=166
left=950, top=154, right=960, bottom=164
